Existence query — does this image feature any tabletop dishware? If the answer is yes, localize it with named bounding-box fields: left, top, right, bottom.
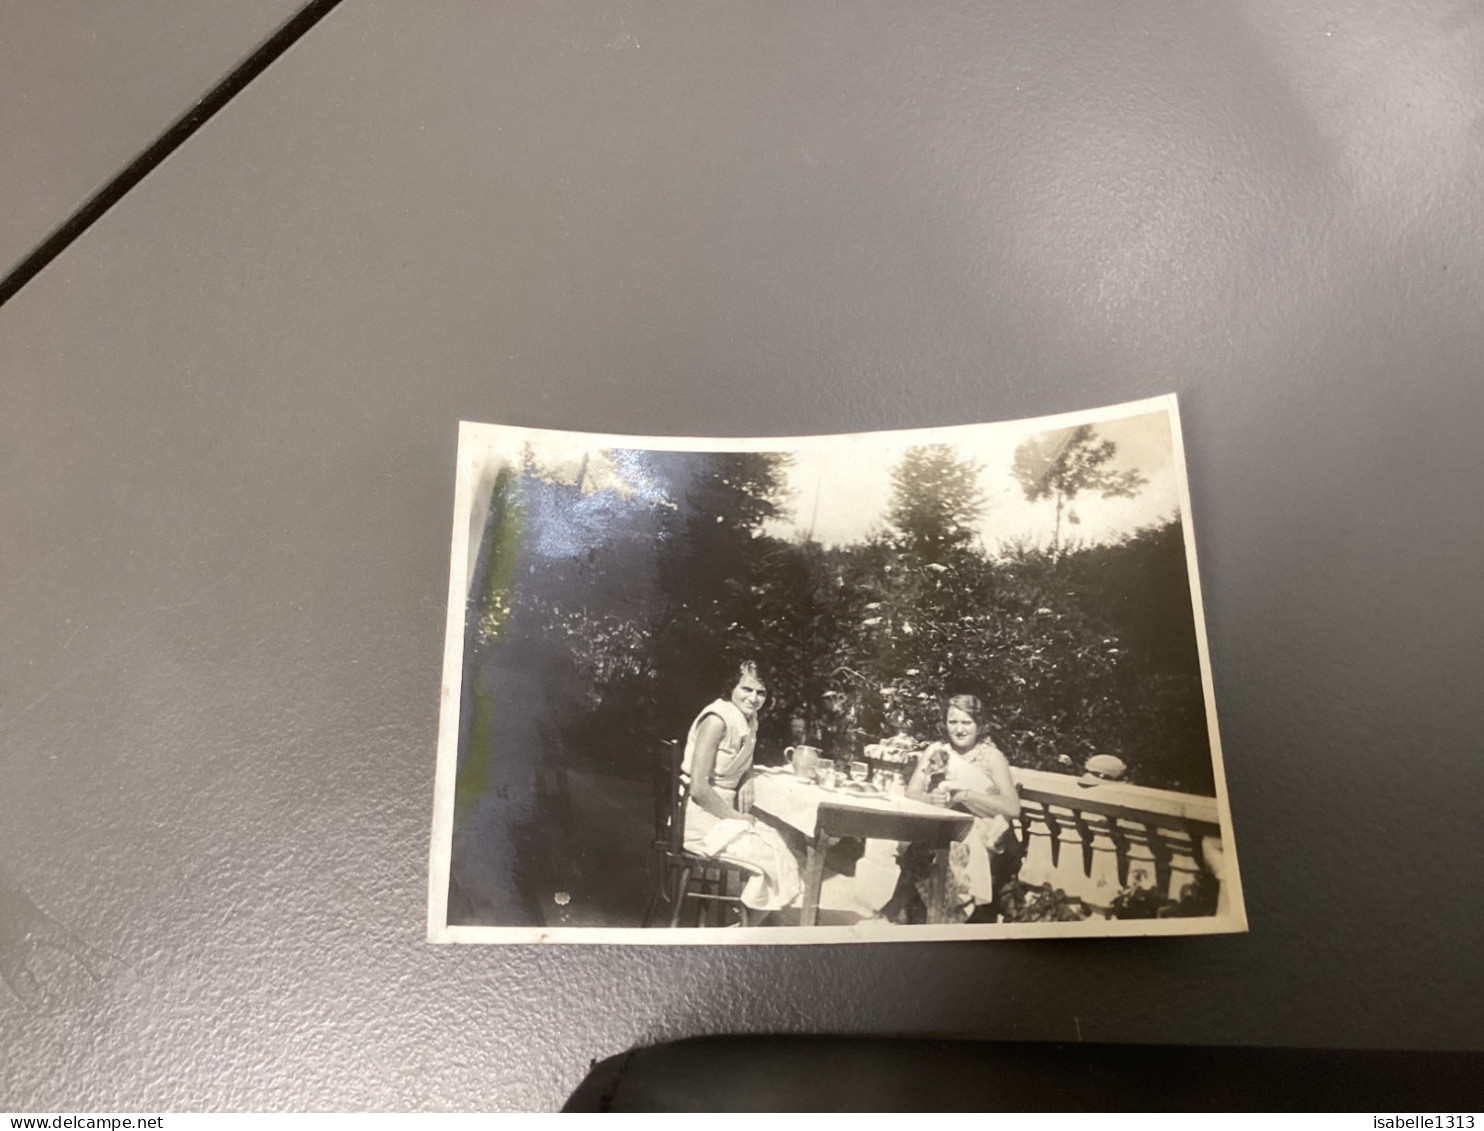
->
left=785, top=745, right=822, bottom=778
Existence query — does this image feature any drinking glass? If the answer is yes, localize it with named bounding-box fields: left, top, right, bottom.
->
left=849, top=760, right=869, bottom=785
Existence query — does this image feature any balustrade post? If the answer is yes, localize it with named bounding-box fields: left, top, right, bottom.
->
left=1201, top=835, right=1228, bottom=918
left=1017, top=802, right=1056, bottom=888
left=1119, top=820, right=1159, bottom=891
left=1164, top=826, right=1201, bottom=902
left=1082, top=813, right=1121, bottom=913
left=1049, top=805, right=1092, bottom=903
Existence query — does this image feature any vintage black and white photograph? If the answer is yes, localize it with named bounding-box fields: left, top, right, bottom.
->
left=428, top=396, right=1245, bottom=943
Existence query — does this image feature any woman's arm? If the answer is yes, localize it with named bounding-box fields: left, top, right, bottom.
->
left=905, top=742, right=947, bottom=802
left=950, top=746, right=1021, bottom=820
left=688, top=715, right=753, bottom=823
left=737, top=771, right=755, bottom=815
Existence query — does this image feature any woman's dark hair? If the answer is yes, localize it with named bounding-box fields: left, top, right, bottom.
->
left=718, top=657, right=771, bottom=700
left=943, top=693, right=989, bottom=730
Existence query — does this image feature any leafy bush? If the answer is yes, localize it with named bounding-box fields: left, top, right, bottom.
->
left=996, top=880, right=1092, bottom=923
left=469, top=445, right=1215, bottom=794
left=1108, top=885, right=1171, bottom=920
left=1109, top=873, right=1219, bottom=919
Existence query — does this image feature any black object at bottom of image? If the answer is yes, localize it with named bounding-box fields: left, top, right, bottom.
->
left=564, top=1035, right=1483, bottom=1111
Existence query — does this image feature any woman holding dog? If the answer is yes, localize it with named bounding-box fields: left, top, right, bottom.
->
left=885, top=693, right=1022, bottom=923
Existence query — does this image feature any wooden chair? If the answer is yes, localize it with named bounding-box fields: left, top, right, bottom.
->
left=641, top=739, right=755, bottom=928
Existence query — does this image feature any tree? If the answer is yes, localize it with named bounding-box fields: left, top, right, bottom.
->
left=1012, top=425, right=1147, bottom=558
left=643, top=451, right=795, bottom=740
left=886, top=444, right=986, bottom=560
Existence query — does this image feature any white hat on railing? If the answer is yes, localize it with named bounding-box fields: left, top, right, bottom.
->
left=1078, top=754, right=1127, bottom=787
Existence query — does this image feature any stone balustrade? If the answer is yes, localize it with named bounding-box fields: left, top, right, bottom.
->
left=1008, top=767, right=1227, bottom=917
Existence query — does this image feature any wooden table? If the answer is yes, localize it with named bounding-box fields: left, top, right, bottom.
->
left=751, top=772, right=974, bottom=926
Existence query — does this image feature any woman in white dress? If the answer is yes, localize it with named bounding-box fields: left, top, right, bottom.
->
left=885, top=694, right=1022, bottom=923
left=681, top=660, right=802, bottom=916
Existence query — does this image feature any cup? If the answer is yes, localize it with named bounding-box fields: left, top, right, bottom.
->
left=815, top=758, right=837, bottom=790
left=849, top=760, right=869, bottom=785
left=784, top=745, right=822, bottom=778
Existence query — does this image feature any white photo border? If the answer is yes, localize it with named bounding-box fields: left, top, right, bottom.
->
left=427, top=393, right=1246, bottom=944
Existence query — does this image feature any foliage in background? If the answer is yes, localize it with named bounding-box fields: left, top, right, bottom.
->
left=466, top=430, right=1214, bottom=793
left=887, top=443, right=986, bottom=559
left=1109, top=873, right=1220, bottom=919
left=996, top=880, right=1092, bottom=923
left=455, top=465, right=524, bottom=819
left=1012, top=425, right=1148, bottom=559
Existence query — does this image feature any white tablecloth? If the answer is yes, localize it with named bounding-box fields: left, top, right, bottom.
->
left=751, top=770, right=944, bottom=838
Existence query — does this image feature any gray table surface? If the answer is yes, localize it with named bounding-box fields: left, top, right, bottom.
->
left=0, top=0, right=304, bottom=279
left=3, top=0, right=1482, bottom=1111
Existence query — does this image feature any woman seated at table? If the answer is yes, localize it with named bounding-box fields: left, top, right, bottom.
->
left=681, top=659, right=802, bottom=916
left=884, top=693, right=1022, bottom=923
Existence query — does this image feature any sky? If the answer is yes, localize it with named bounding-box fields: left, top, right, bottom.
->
left=464, top=404, right=1185, bottom=556
left=762, top=410, right=1181, bottom=551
